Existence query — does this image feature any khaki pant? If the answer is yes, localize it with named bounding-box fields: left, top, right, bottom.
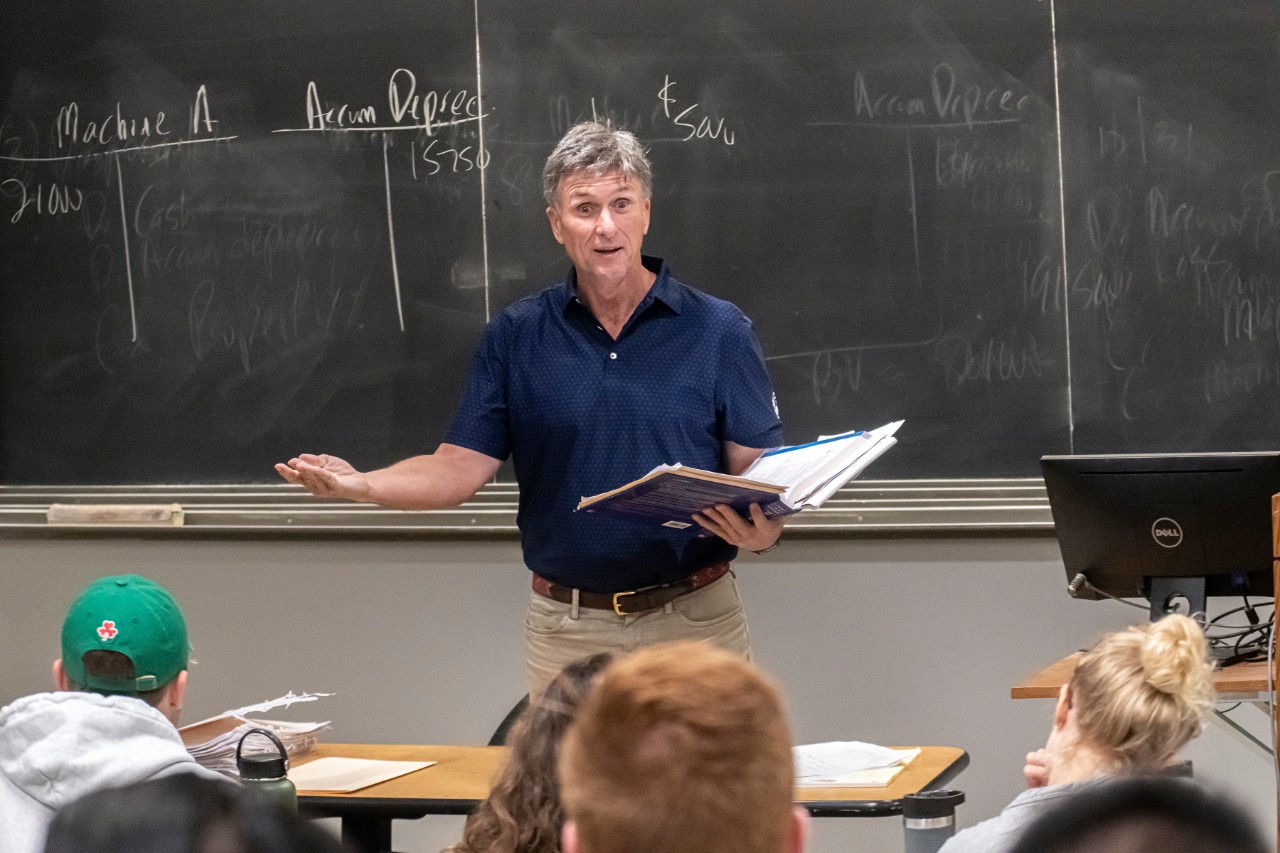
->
left=524, top=572, right=752, bottom=697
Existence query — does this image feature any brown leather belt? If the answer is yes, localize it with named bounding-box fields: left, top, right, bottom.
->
left=532, top=561, right=731, bottom=616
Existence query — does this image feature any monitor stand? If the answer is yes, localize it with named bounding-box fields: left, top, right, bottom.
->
left=1148, top=576, right=1206, bottom=623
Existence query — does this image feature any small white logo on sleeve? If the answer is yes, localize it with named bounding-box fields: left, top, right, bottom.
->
left=1151, top=518, right=1183, bottom=548
left=771, top=393, right=779, bottom=418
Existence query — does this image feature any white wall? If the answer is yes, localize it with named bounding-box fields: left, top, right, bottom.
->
left=1, top=535, right=1273, bottom=852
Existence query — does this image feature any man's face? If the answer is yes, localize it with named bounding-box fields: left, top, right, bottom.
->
left=546, top=170, right=650, bottom=287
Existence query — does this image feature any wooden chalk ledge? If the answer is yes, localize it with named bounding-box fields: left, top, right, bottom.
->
left=46, top=503, right=185, bottom=526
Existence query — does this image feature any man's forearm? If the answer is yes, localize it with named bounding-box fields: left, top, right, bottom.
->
left=364, top=446, right=500, bottom=510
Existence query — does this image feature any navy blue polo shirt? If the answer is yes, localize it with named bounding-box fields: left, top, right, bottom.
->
left=444, top=256, right=784, bottom=592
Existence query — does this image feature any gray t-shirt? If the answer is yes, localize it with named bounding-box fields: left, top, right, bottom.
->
left=938, top=781, right=1099, bottom=853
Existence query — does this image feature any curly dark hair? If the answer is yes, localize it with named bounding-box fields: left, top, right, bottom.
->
left=444, top=653, right=614, bottom=853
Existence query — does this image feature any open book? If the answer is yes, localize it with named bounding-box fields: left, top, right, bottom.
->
left=576, top=421, right=901, bottom=530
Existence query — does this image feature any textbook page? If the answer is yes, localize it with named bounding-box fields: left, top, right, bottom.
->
left=743, top=421, right=902, bottom=504
left=797, top=436, right=898, bottom=509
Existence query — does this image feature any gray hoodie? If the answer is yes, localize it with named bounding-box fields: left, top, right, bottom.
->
left=0, top=691, right=227, bottom=853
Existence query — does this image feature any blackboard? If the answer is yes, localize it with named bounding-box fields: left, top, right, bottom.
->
left=1, top=0, right=1277, bottom=485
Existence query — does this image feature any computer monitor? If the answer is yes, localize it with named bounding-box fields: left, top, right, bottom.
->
left=1041, top=452, right=1279, bottom=621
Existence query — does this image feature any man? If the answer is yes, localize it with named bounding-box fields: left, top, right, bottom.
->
left=0, top=574, right=224, bottom=853
left=277, top=121, right=786, bottom=692
left=558, top=641, right=809, bottom=853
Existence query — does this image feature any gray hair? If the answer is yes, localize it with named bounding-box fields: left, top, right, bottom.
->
left=542, top=121, right=653, bottom=205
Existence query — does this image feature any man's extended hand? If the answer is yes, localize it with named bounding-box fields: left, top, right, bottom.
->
left=692, top=503, right=784, bottom=553
left=274, top=453, right=371, bottom=502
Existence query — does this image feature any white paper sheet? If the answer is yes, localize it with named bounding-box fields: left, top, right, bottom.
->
left=289, top=757, right=435, bottom=793
left=793, top=741, right=921, bottom=785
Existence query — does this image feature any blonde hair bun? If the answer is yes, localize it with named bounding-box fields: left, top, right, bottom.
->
left=1140, top=614, right=1212, bottom=700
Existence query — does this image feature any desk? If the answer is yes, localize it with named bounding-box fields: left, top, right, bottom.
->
left=1012, top=654, right=1273, bottom=756
left=1012, top=654, right=1271, bottom=701
left=298, top=743, right=969, bottom=853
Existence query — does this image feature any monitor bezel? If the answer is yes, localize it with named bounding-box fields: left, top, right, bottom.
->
left=1040, top=451, right=1279, bottom=617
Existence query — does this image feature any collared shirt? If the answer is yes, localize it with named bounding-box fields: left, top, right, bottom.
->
left=444, top=256, right=784, bottom=591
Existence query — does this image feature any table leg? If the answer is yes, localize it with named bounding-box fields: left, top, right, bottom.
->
left=341, top=816, right=393, bottom=853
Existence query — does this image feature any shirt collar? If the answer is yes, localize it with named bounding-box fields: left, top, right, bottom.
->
left=558, top=256, right=683, bottom=317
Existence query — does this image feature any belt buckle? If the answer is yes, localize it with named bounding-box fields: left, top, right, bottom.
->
left=612, top=590, right=636, bottom=616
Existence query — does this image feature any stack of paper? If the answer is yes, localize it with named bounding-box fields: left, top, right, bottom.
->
left=179, top=691, right=332, bottom=777
left=793, top=741, right=921, bottom=787
left=743, top=420, right=903, bottom=510
left=576, top=420, right=902, bottom=529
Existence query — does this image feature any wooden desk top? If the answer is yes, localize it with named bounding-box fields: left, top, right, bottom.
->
left=795, top=746, right=967, bottom=806
left=296, top=743, right=503, bottom=803
left=296, top=743, right=968, bottom=813
left=1011, top=654, right=1271, bottom=700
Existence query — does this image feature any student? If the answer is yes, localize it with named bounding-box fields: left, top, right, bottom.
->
left=278, top=120, right=786, bottom=695
left=938, top=614, right=1215, bottom=853
left=558, top=642, right=808, bottom=853
left=0, top=574, right=225, bottom=853
left=1008, top=775, right=1268, bottom=853
left=444, top=653, right=613, bottom=853
left=43, top=773, right=345, bottom=853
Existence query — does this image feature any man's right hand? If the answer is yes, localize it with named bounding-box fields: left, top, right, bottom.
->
left=275, top=453, right=371, bottom=502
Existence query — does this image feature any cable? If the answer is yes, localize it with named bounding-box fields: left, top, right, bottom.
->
left=1066, top=573, right=1148, bottom=611
left=1204, top=601, right=1273, bottom=661
left=1066, top=577, right=1277, bottom=665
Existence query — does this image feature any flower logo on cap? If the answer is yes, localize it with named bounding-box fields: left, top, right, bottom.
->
left=97, top=620, right=118, bottom=641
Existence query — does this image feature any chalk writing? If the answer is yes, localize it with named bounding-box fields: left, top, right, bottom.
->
left=808, top=350, right=862, bottom=405
left=412, top=137, right=489, bottom=179
left=187, top=265, right=364, bottom=372
left=55, top=101, right=169, bottom=150
left=306, top=81, right=378, bottom=130
left=1, top=178, right=83, bottom=222
left=79, top=190, right=109, bottom=241
left=132, top=186, right=194, bottom=236
left=1203, top=357, right=1280, bottom=402
left=1146, top=185, right=1254, bottom=241
left=389, top=69, right=480, bottom=131
left=934, top=137, right=1036, bottom=189
left=1070, top=258, right=1132, bottom=319
left=936, top=331, right=1046, bottom=391
left=1023, top=254, right=1064, bottom=315
left=853, top=65, right=1031, bottom=127
left=657, top=76, right=736, bottom=145
left=299, top=70, right=483, bottom=135
left=498, top=153, right=536, bottom=205
left=190, top=85, right=218, bottom=136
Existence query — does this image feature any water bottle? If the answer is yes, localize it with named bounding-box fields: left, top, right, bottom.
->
left=903, top=789, right=966, bottom=853
left=236, top=727, right=297, bottom=813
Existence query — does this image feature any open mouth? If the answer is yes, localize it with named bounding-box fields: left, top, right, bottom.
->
left=594, top=247, right=622, bottom=255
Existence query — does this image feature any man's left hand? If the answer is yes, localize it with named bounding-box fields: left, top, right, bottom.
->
left=692, top=503, right=784, bottom=553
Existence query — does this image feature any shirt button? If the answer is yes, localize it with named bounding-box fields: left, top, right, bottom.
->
left=609, top=352, right=618, bottom=360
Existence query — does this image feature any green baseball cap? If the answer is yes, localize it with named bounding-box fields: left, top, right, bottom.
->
left=60, top=574, right=189, bottom=695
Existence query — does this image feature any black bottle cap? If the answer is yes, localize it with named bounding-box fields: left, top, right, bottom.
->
left=236, top=727, right=289, bottom=780
left=903, top=789, right=966, bottom=819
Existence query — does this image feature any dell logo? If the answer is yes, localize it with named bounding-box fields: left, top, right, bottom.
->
left=1151, top=517, right=1183, bottom=548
